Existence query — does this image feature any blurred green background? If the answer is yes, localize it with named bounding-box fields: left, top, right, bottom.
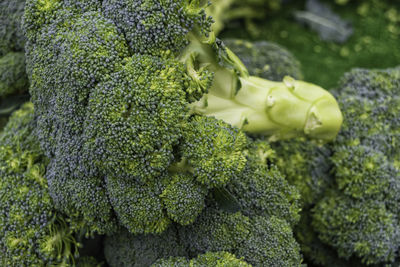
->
left=222, top=0, right=400, bottom=89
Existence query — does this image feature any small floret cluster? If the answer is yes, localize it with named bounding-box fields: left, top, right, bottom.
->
left=275, top=67, right=400, bottom=266
left=0, top=103, right=83, bottom=266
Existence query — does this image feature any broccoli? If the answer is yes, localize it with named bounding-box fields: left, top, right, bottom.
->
left=23, top=0, right=342, bottom=237
left=274, top=67, right=400, bottom=266
left=151, top=251, right=251, bottom=266
left=223, top=39, right=303, bottom=81
left=104, top=141, right=302, bottom=266
left=311, top=67, right=400, bottom=265
left=0, top=103, right=88, bottom=266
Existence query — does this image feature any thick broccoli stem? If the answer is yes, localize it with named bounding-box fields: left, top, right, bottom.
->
left=198, top=75, right=343, bottom=141
left=184, top=34, right=343, bottom=141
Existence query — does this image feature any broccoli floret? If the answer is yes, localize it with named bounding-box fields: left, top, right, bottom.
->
left=0, top=0, right=26, bottom=55
left=0, top=52, right=28, bottom=98
left=23, top=0, right=341, bottom=236
left=104, top=141, right=302, bottom=267
left=0, top=103, right=88, bottom=266
left=160, top=173, right=207, bottom=226
left=272, top=138, right=332, bottom=206
left=311, top=67, right=400, bottom=265
left=226, top=140, right=301, bottom=226
left=152, top=251, right=251, bottom=266
left=313, top=190, right=400, bottom=265
left=179, top=208, right=302, bottom=267
left=223, top=39, right=303, bottom=81
left=102, top=0, right=212, bottom=56
left=180, top=115, right=248, bottom=188
left=295, top=210, right=364, bottom=267
left=104, top=227, right=187, bottom=267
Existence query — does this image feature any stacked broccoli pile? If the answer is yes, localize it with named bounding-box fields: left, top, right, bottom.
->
left=0, top=0, right=347, bottom=266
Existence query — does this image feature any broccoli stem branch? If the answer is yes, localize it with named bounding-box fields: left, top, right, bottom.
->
left=183, top=33, right=343, bottom=141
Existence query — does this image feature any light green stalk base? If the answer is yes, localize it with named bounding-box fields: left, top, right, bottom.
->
left=192, top=74, right=342, bottom=141
left=183, top=33, right=343, bottom=141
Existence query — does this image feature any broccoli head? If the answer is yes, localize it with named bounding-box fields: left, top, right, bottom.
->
left=23, top=0, right=342, bottom=236
left=311, top=67, right=400, bottom=265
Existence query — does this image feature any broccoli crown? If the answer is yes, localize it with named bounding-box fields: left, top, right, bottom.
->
left=0, top=0, right=26, bottom=55
left=295, top=209, right=365, bottom=267
left=223, top=39, right=303, bottom=81
left=0, top=103, right=84, bottom=266
left=23, top=0, right=250, bottom=235
left=312, top=67, right=400, bottom=265
left=0, top=52, right=28, bottom=98
left=151, top=251, right=251, bottom=266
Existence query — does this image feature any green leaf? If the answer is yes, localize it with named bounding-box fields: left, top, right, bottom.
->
left=213, top=187, right=241, bottom=213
